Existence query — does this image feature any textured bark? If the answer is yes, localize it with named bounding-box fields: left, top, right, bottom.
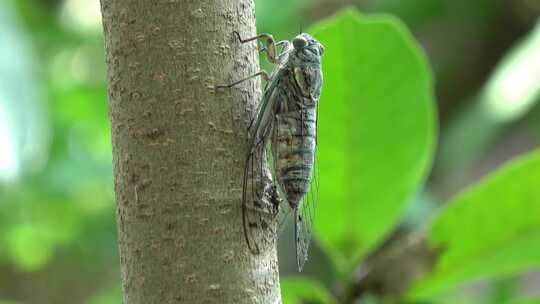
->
left=100, top=1, right=281, bottom=303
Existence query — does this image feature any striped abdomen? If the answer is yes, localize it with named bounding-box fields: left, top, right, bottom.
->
left=272, top=108, right=316, bottom=209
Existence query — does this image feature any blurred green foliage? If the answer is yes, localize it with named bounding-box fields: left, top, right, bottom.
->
left=0, top=1, right=116, bottom=303
left=281, top=277, right=336, bottom=304
left=1, top=0, right=540, bottom=303
left=509, top=299, right=540, bottom=304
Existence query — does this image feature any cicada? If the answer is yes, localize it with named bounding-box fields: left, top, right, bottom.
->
left=222, top=31, right=323, bottom=271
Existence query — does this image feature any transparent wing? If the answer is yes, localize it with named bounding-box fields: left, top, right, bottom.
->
left=266, top=144, right=294, bottom=238
left=295, top=103, right=319, bottom=271
left=242, top=140, right=281, bottom=254
left=295, top=147, right=318, bottom=271
left=242, top=77, right=282, bottom=255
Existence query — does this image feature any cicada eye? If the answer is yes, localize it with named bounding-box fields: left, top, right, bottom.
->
left=293, top=36, right=308, bottom=50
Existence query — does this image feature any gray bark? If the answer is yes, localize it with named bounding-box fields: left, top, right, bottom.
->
left=99, top=1, right=281, bottom=303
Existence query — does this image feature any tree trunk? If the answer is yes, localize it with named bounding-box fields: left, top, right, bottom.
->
left=99, top=1, right=281, bottom=303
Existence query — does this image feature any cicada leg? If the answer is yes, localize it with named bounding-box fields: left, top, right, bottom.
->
left=217, top=31, right=291, bottom=88
left=232, top=31, right=289, bottom=64
left=216, top=70, right=270, bottom=89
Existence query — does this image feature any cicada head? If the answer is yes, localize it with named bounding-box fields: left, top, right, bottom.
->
left=291, top=33, right=324, bottom=64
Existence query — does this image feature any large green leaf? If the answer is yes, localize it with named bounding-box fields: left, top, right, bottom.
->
left=408, top=150, right=540, bottom=299
left=310, top=8, right=436, bottom=272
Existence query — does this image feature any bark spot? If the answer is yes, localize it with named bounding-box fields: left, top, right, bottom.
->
left=191, top=8, right=204, bottom=18
left=185, top=273, right=199, bottom=284
left=168, top=40, right=183, bottom=49
left=149, top=23, right=160, bottom=34
left=208, top=284, right=222, bottom=295
left=222, top=251, right=234, bottom=264
left=198, top=217, right=209, bottom=225
left=135, top=32, right=145, bottom=42
left=218, top=204, right=232, bottom=215
left=154, top=72, right=167, bottom=84
left=130, top=91, right=142, bottom=101
left=145, top=128, right=164, bottom=140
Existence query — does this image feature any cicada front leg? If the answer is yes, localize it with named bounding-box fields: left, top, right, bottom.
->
left=232, top=31, right=289, bottom=64
left=217, top=31, right=290, bottom=89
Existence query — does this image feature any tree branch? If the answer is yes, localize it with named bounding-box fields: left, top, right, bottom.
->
left=100, top=0, right=281, bottom=302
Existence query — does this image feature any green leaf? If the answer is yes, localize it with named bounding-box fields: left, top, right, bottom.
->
left=309, top=8, right=436, bottom=272
left=408, top=150, right=540, bottom=299
left=281, top=277, right=335, bottom=304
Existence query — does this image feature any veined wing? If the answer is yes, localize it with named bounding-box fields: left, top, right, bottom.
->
left=295, top=148, right=319, bottom=271
left=242, top=140, right=280, bottom=254
left=242, top=63, right=287, bottom=254
left=295, top=99, right=320, bottom=271
left=247, top=48, right=290, bottom=149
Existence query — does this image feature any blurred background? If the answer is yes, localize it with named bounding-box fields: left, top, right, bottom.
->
left=0, top=0, right=539, bottom=303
